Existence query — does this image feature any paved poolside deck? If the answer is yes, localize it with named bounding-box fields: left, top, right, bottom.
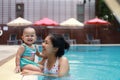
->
left=0, top=45, right=22, bottom=80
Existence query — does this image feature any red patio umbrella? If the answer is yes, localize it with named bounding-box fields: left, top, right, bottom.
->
left=34, top=18, right=58, bottom=39
left=85, top=17, right=110, bottom=25
left=34, top=18, right=58, bottom=26
left=85, top=17, right=110, bottom=39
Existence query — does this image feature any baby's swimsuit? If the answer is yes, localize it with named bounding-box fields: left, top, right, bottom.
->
left=20, top=43, right=39, bottom=68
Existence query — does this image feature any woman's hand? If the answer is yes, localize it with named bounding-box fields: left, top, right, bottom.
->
left=21, top=69, right=44, bottom=75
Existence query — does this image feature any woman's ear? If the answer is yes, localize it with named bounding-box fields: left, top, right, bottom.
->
left=54, top=47, right=59, bottom=52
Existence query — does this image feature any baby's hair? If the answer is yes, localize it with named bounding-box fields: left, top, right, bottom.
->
left=22, top=27, right=36, bottom=35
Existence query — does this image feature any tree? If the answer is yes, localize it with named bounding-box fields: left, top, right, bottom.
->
left=96, top=0, right=115, bottom=23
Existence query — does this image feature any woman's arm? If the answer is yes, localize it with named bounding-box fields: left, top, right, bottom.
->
left=22, top=57, right=69, bottom=77
left=22, top=70, right=58, bottom=77
left=38, top=58, right=46, bottom=65
left=58, top=56, right=69, bottom=77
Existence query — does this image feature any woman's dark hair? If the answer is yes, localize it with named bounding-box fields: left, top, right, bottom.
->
left=48, top=33, right=70, bottom=57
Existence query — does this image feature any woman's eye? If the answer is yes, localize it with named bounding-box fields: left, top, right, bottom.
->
left=43, top=40, right=48, bottom=44
left=42, top=40, right=45, bottom=43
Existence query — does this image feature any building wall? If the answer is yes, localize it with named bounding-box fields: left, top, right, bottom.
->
left=0, top=0, right=97, bottom=44
left=0, top=0, right=96, bottom=24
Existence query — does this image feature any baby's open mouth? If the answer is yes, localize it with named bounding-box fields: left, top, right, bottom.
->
left=27, top=39, right=33, bottom=42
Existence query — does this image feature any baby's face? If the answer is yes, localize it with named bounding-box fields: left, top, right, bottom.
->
left=22, top=28, right=36, bottom=45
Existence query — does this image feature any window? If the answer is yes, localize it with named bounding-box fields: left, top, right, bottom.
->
left=77, top=4, right=84, bottom=22
left=16, top=3, right=24, bottom=18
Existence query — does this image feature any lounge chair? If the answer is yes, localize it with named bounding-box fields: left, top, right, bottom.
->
left=62, top=33, right=77, bottom=44
left=35, top=36, right=43, bottom=44
left=7, top=34, right=18, bottom=45
left=66, top=39, right=77, bottom=44
left=62, top=33, right=70, bottom=40
left=86, top=34, right=100, bottom=44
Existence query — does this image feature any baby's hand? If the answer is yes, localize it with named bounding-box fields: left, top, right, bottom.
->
left=40, top=52, right=47, bottom=59
left=15, top=66, right=21, bottom=73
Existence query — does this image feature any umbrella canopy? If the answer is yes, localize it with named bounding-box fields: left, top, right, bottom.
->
left=85, top=17, right=110, bottom=25
left=34, top=18, right=58, bottom=26
left=85, top=17, right=110, bottom=39
left=60, top=18, right=84, bottom=27
left=7, top=17, right=32, bottom=27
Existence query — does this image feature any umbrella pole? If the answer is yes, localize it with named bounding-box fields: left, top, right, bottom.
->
left=95, top=25, right=98, bottom=39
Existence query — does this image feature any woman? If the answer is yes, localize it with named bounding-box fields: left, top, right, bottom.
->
left=22, top=33, right=70, bottom=77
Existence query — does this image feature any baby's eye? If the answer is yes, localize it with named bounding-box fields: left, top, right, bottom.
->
left=31, top=35, right=34, bottom=37
left=45, top=41, right=48, bottom=44
left=31, top=35, right=35, bottom=37
left=25, top=35, right=29, bottom=37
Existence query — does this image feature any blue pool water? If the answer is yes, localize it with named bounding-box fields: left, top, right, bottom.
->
left=38, top=45, right=120, bottom=80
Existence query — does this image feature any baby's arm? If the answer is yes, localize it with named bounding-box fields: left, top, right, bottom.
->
left=36, top=51, right=47, bottom=58
left=36, top=51, right=43, bottom=57
left=35, top=45, right=47, bottom=58
left=15, top=45, right=25, bottom=73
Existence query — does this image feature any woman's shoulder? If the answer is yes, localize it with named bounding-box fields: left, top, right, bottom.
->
left=59, top=56, right=68, bottom=62
left=59, top=56, right=69, bottom=70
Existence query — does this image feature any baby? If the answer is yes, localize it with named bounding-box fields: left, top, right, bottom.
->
left=15, top=27, right=44, bottom=73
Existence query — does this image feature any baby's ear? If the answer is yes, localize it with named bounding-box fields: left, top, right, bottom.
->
left=21, top=36, right=23, bottom=40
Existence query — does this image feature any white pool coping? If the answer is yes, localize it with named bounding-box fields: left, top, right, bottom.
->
left=69, top=44, right=120, bottom=46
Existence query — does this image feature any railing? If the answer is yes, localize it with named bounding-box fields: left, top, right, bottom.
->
left=66, top=39, right=76, bottom=44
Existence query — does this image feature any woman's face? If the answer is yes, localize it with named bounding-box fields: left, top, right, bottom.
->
left=42, top=36, right=57, bottom=56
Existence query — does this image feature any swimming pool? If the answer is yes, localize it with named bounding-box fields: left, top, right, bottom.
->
left=23, top=45, right=120, bottom=80
left=66, top=45, right=120, bottom=80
